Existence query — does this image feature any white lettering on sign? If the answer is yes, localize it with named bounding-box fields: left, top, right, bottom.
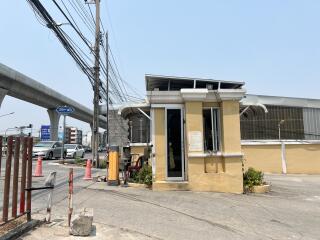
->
left=188, top=131, right=203, bottom=152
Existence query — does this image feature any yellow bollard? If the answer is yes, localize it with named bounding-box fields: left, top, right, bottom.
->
left=107, top=146, right=120, bottom=186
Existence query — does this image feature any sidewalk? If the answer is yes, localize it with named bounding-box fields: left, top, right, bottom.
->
left=19, top=174, right=320, bottom=240
left=19, top=178, right=155, bottom=240
left=19, top=218, right=152, bottom=240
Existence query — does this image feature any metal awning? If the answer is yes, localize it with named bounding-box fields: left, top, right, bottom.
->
left=117, top=102, right=150, bottom=119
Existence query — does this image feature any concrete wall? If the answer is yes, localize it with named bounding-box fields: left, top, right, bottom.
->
left=186, top=101, right=244, bottom=194
left=286, top=144, right=320, bottom=174
left=130, top=145, right=147, bottom=164
left=154, top=108, right=166, bottom=181
left=242, top=144, right=283, bottom=174
left=242, top=143, right=320, bottom=174
left=108, top=110, right=129, bottom=147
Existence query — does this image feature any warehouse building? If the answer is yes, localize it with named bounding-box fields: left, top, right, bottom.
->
left=241, top=94, right=320, bottom=175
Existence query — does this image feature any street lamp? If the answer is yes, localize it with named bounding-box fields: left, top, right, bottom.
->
left=278, top=120, right=285, bottom=141
left=4, top=127, right=19, bottom=139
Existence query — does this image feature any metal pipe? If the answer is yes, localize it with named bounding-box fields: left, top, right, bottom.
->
left=2, top=136, right=13, bottom=222
left=140, top=118, right=143, bottom=143
left=61, top=115, right=66, bottom=160
left=278, top=120, right=285, bottom=141
left=68, top=168, right=73, bottom=227
left=19, top=137, right=28, bottom=214
left=26, top=137, right=33, bottom=221
left=137, top=108, right=151, bottom=120
left=12, top=137, right=20, bottom=218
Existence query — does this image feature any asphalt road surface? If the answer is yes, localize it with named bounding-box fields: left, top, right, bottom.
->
left=0, top=152, right=104, bottom=212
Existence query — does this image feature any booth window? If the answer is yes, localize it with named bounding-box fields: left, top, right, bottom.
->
left=203, top=108, right=221, bottom=152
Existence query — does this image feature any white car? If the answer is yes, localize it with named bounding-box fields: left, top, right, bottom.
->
left=65, top=144, right=85, bottom=159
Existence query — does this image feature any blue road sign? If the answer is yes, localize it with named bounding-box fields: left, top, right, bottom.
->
left=56, top=106, right=75, bottom=115
left=41, top=125, right=51, bottom=141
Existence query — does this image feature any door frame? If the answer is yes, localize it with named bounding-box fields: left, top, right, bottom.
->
left=165, top=105, right=185, bottom=181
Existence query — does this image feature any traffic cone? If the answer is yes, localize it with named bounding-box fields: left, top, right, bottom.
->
left=33, top=156, right=44, bottom=177
left=83, top=159, right=92, bottom=180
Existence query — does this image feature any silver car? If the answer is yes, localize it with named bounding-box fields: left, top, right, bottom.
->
left=65, top=144, right=85, bottom=159
left=33, top=141, right=66, bottom=159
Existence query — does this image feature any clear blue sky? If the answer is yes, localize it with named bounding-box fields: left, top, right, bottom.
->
left=1, top=0, right=320, bottom=135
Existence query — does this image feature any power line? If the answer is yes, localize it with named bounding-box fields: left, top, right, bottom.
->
left=26, top=0, right=138, bottom=129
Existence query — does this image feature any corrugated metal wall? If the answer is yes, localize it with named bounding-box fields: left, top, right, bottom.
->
left=241, top=105, right=305, bottom=140
left=129, top=114, right=150, bottom=143
left=303, top=108, right=320, bottom=140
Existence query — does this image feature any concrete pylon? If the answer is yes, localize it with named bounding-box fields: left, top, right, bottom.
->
left=0, top=88, right=8, bottom=108
left=47, top=109, right=60, bottom=141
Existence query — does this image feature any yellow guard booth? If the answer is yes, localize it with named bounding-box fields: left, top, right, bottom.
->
left=146, top=75, right=246, bottom=193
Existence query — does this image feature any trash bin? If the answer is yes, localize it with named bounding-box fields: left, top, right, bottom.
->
left=107, top=146, right=119, bottom=186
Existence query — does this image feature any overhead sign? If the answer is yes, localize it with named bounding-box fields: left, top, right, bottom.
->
left=40, top=125, right=51, bottom=141
left=56, top=106, right=75, bottom=115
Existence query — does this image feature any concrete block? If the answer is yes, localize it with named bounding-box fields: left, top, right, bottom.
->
left=70, top=208, right=93, bottom=236
left=252, top=184, right=271, bottom=193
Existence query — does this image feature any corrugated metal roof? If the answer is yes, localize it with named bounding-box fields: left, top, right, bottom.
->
left=145, top=74, right=245, bottom=91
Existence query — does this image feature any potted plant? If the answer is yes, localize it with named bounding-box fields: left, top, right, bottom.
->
left=243, top=167, right=270, bottom=193
left=128, top=165, right=152, bottom=189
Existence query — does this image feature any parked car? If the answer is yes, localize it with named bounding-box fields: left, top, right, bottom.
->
left=65, top=144, right=85, bottom=159
left=98, top=146, right=107, bottom=152
left=33, top=141, right=66, bottom=160
left=83, top=146, right=92, bottom=153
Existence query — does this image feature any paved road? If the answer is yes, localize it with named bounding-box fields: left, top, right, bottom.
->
left=18, top=173, right=320, bottom=240
left=0, top=153, right=104, bottom=211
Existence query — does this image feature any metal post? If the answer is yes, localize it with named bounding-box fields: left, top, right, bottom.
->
left=92, top=0, right=101, bottom=168
left=140, top=118, right=143, bottom=143
left=278, top=120, right=285, bottom=141
left=61, top=115, right=66, bottom=160
left=2, top=136, right=13, bottom=222
left=26, top=137, right=33, bottom=221
left=12, top=137, right=21, bottom=218
left=20, top=137, right=28, bottom=214
left=0, top=136, right=2, bottom=177
left=68, top=168, right=73, bottom=227
left=129, top=121, right=133, bottom=142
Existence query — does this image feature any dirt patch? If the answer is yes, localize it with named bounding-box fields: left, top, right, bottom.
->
left=0, top=215, right=27, bottom=236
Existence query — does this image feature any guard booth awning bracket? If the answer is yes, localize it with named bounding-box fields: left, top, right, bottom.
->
left=138, top=108, right=151, bottom=121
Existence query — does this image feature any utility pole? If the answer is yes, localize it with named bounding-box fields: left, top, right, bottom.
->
left=105, top=32, right=109, bottom=151
left=92, top=0, right=101, bottom=167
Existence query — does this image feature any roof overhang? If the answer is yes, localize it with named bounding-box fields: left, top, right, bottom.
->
left=117, top=102, right=150, bottom=119
left=242, top=94, right=320, bottom=109
left=147, top=89, right=246, bottom=104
